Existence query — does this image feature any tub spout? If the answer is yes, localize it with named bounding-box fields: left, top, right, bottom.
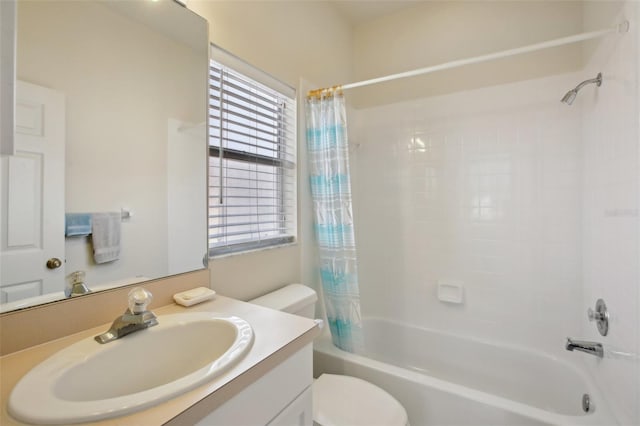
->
left=565, top=338, right=604, bottom=358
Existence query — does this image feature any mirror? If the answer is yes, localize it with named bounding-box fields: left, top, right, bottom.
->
left=0, top=0, right=209, bottom=312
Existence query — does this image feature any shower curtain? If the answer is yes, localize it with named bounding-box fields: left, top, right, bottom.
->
left=305, top=88, right=363, bottom=353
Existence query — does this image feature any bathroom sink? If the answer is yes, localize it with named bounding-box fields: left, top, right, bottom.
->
left=8, top=312, right=254, bottom=424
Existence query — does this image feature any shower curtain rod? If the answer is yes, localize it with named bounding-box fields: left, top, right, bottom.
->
left=333, top=21, right=629, bottom=92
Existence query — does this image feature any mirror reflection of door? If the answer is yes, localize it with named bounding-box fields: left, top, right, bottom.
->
left=0, top=80, right=65, bottom=303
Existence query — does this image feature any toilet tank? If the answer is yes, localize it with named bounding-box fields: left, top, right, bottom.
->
left=249, top=284, right=318, bottom=318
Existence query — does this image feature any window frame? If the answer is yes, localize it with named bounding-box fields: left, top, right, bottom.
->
left=208, top=45, right=297, bottom=258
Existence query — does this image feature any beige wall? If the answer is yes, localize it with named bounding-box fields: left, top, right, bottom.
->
left=188, top=1, right=353, bottom=300
left=190, top=1, right=353, bottom=90
left=350, top=1, right=584, bottom=107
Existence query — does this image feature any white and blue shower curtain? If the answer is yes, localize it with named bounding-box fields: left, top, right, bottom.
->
left=305, top=88, right=363, bottom=353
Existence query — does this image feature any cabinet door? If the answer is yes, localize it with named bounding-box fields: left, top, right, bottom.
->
left=195, top=345, right=312, bottom=426
left=268, top=387, right=312, bottom=426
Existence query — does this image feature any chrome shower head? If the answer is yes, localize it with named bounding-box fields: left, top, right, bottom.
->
left=561, top=73, right=602, bottom=105
left=561, top=90, right=578, bottom=105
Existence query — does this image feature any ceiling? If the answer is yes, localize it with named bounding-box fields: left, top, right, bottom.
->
left=330, top=0, right=419, bottom=25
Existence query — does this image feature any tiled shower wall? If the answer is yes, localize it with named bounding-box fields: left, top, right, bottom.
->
left=350, top=20, right=640, bottom=422
left=350, top=72, right=585, bottom=355
left=581, top=2, right=639, bottom=424
left=347, top=3, right=639, bottom=424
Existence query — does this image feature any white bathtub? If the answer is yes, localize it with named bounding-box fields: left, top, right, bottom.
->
left=313, top=318, right=617, bottom=426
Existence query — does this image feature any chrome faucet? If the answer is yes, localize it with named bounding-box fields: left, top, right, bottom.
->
left=95, top=287, right=158, bottom=344
left=66, top=271, right=92, bottom=298
left=565, top=338, right=604, bottom=358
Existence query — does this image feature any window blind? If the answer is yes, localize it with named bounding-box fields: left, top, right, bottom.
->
left=209, top=47, right=297, bottom=256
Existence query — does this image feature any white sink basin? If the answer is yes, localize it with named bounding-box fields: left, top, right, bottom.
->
left=8, top=312, right=253, bottom=424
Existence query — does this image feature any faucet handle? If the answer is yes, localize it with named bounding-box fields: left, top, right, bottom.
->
left=128, top=287, right=153, bottom=314
left=587, top=299, right=609, bottom=336
left=71, top=270, right=86, bottom=285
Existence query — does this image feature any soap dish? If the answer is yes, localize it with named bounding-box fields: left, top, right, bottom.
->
left=173, top=287, right=216, bottom=307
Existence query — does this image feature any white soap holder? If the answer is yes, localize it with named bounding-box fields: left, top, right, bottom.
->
left=437, top=280, right=464, bottom=304
left=173, top=287, right=216, bottom=307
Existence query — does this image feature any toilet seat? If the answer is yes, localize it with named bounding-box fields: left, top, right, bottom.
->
left=312, top=374, right=408, bottom=426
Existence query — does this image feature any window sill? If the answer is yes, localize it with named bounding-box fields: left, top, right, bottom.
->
left=209, top=240, right=297, bottom=260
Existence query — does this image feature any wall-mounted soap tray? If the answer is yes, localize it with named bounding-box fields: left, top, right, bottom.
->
left=437, top=280, right=465, bottom=304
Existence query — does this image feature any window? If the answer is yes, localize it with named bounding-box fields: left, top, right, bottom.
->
left=208, top=46, right=296, bottom=256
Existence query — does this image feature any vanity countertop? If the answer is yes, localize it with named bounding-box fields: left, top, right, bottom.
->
left=0, top=295, right=320, bottom=425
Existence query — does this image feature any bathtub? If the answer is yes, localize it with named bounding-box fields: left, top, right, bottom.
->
left=313, top=317, right=617, bottom=426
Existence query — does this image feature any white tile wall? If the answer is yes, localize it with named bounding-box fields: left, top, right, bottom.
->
left=581, top=2, right=640, bottom=424
left=349, top=8, right=640, bottom=422
left=351, top=72, right=584, bottom=354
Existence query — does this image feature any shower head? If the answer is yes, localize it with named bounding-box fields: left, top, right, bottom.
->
left=561, top=72, right=602, bottom=105
left=561, top=90, right=578, bottom=105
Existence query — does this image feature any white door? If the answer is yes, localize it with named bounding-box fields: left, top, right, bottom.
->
left=0, top=81, right=65, bottom=303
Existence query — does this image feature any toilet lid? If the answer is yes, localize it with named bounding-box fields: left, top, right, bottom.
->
left=312, top=374, right=408, bottom=426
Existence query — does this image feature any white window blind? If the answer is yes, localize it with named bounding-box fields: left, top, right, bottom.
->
left=209, top=46, right=297, bottom=256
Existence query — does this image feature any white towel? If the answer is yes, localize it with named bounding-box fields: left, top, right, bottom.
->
left=91, top=212, right=121, bottom=264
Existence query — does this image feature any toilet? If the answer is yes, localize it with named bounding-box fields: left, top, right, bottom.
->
left=250, top=284, right=409, bottom=426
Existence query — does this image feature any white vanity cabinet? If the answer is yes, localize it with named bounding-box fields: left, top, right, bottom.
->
left=195, top=345, right=313, bottom=426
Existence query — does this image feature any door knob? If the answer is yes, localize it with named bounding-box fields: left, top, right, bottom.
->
left=46, top=258, right=62, bottom=269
